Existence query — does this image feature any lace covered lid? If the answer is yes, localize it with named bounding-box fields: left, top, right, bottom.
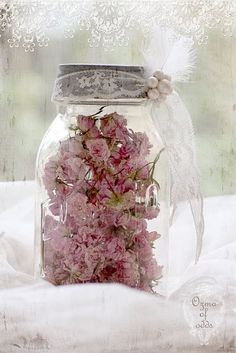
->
left=52, top=64, right=147, bottom=103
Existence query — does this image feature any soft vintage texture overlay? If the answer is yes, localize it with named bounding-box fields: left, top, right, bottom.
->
left=0, top=1, right=235, bottom=352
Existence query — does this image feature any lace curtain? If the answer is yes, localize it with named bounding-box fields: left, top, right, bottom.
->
left=0, top=1, right=236, bottom=51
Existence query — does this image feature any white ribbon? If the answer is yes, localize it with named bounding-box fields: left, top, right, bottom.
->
left=150, top=91, right=204, bottom=262
left=142, top=26, right=204, bottom=262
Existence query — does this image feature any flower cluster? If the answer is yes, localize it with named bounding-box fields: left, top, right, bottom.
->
left=42, top=111, right=162, bottom=292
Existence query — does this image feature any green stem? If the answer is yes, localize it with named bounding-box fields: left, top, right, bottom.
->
left=150, top=147, right=165, bottom=179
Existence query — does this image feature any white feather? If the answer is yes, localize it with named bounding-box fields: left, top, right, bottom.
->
left=142, top=26, right=196, bottom=82
left=162, top=37, right=196, bottom=82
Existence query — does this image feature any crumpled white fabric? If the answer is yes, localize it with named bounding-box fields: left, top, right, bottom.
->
left=0, top=181, right=236, bottom=352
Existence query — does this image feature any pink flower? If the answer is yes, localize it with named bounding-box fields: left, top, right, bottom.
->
left=116, top=178, right=134, bottom=194
left=43, top=157, right=59, bottom=192
left=122, top=190, right=136, bottom=209
left=68, top=138, right=83, bottom=155
left=64, top=156, right=87, bottom=180
left=133, top=132, right=153, bottom=156
left=117, top=252, right=140, bottom=287
left=118, top=142, right=136, bottom=159
left=106, top=190, right=135, bottom=211
left=148, top=231, right=161, bottom=242
left=49, top=228, right=71, bottom=252
left=42, top=111, right=162, bottom=292
left=145, top=206, right=160, bottom=220
left=135, top=164, right=150, bottom=179
left=126, top=217, right=147, bottom=233
left=100, top=112, right=127, bottom=141
left=77, top=115, right=100, bottom=138
left=114, top=212, right=130, bottom=227
left=106, top=237, right=126, bottom=261
left=96, top=180, right=113, bottom=203
left=77, top=115, right=95, bottom=131
left=43, top=157, right=70, bottom=199
left=66, top=192, right=88, bottom=218
left=98, top=208, right=117, bottom=227
left=86, top=138, right=110, bottom=162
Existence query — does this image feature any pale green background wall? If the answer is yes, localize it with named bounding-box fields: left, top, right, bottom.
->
left=0, top=28, right=236, bottom=196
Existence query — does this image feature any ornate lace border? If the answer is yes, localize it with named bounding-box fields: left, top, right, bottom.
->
left=0, top=0, right=235, bottom=52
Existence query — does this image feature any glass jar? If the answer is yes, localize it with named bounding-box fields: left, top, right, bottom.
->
left=35, top=64, right=170, bottom=294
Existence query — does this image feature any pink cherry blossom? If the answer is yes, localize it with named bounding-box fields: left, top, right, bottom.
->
left=42, top=111, right=162, bottom=292
left=66, top=192, right=88, bottom=218
left=64, top=156, right=87, bottom=180
left=106, top=237, right=126, bottom=261
left=100, top=112, right=127, bottom=141
left=68, top=138, right=83, bottom=155
left=86, top=138, right=110, bottom=162
left=77, top=115, right=95, bottom=131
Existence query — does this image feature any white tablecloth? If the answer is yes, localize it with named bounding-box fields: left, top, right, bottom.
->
left=0, top=181, right=235, bottom=352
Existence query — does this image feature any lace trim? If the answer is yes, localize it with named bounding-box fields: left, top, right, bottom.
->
left=52, top=69, right=147, bottom=102
left=0, top=0, right=235, bottom=52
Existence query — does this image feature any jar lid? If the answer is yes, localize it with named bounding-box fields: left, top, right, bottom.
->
left=58, top=64, right=144, bottom=76
left=52, top=63, right=147, bottom=103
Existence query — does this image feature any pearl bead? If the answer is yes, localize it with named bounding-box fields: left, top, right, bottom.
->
left=153, top=70, right=165, bottom=80
left=147, top=76, right=158, bottom=88
left=158, top=79, right=173, bottom=94
left=147, top=88, right=160, bottom=100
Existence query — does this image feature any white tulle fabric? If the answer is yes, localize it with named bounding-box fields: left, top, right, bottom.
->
left=0, top=181, right=235, bottom=352
left=151, top=93, right=204, bottom=261
left=144, top=27, right=204, bottom=261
